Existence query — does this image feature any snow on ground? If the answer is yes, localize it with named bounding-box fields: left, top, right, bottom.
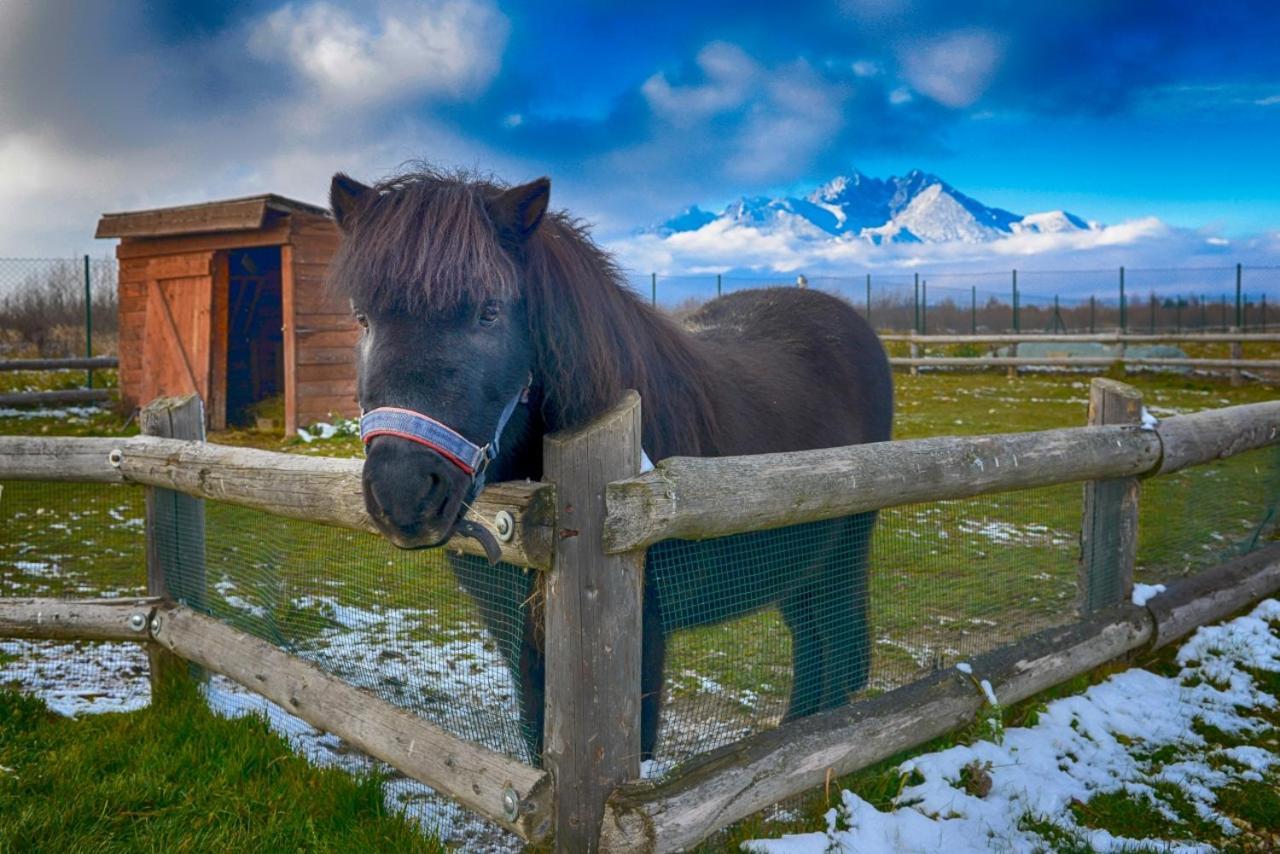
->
left=0, top=639, right=150, bottom=717
left=0, top=405, right=104, bottom=420
left=746, top=598, right=1280, bottom=853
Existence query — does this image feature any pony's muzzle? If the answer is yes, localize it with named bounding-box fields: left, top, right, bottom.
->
left=362, top=436, right=470, bottom=549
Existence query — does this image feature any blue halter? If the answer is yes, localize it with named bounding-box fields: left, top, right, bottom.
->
left=359, top=385, right=526, bottom=502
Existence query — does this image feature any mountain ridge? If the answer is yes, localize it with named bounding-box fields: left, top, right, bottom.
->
left=649, top=169, right=1097, bottom=245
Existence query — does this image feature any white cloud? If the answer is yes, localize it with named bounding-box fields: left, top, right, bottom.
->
left=641, top=42, right=758, bottom=125
left=851, top=60, right=881, bottom=77
left=250, top=0, right=509, bottom=108
left=639, top=44, right=849, bottom=183
left=604, top=215, right=1253, bottom=285
left=899, top=29, right=1003, bottom=108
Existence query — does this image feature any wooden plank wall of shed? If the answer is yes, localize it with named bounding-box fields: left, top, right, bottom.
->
left=116, top=225, right=293, bottom=418
left=286, top=212, right=357, bottom=434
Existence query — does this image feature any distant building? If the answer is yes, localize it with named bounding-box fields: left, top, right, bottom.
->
left=96, top=194, right=357, bottom=435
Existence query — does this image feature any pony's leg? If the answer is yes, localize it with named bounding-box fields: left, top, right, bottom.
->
left=641, top=578, right=666, bottom=762
left=447, top=555, right=544, bottom=762
left=815, top=512, right=875, bottom=710
left=517, top=605, right=546, bottom=763
left=779, top=585, right=824, bottom=721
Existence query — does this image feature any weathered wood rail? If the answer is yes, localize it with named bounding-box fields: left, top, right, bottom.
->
left=890, top=356, right=1280, bottom=370
left=0, top=433, right=554, bottom=570
left=604, top=399, right=1280, bottom=552
left=879, top=332, right=1280, bottom=344
left=0, top=356, right=118, bottom=407
left=0, top=388, right=111, bottom=407
left=0, top=356, right=119, bottom=371
left=879, top=331, right=1280, bottom=375
left=0, top=596, right=553, bottom=841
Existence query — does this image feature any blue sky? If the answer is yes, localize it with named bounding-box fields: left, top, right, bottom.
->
left=2, top=0, right=1278, bottom=266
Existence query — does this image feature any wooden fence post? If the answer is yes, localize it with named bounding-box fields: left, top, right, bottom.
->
left=1078, top=379, right=1141, bottom=614
left=542, top=390, right=645, bottom=852
left=141, top=394, right=208, bottom=690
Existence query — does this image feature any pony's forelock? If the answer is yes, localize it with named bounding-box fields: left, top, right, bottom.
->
left=327, top=168, right=519, bottom=313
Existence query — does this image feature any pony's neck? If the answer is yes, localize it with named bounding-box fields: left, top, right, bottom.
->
left=521, top=218, right=718, bottom=459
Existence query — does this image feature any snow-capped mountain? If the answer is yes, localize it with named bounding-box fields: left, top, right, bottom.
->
left=649, top=169, right=1096, bottom=245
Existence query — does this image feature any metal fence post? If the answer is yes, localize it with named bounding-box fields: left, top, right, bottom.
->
left=83, top=254, right=93, bottom=389
left=921, top=280, right=927, bottom=334
left=1089, top=295, right=1096, bottom=333
left=1078, top=378, right=1141, bottom=614
left=651, top=273, right=657, bottom=307
left=142, top=394, right=208, bottom=693
left=1236, top=263, right=1243, bottom=329
left=542, top=391, right=644, bottom=852
left=716, top=273, right=722, bottom=298
left=913, top=273, right=920, bottom=333
left=971, top=285, right=976, bottom=334
left=1118, top=266, right=1126, bottom=332
left=866, top=273, right=872, bottom=323
left=1011, top=269, right=1018, bottom=332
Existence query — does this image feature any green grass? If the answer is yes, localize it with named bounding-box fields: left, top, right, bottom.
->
left=2, top=367, right=1277, bottom=849
left=0, top=680, right=440, bottom=852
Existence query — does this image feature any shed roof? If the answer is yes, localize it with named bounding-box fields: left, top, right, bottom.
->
left=95, top=194, right=331, bottom=240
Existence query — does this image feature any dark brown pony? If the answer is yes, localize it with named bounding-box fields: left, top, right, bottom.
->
left=327, top=168, right=893, bottom=762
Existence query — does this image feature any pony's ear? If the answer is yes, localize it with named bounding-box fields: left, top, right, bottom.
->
left=490, top=177, right=551, bottom=241
left=330, top=173, right=372, bottom=230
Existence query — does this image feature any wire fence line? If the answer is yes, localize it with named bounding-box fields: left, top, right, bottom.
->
left=634, top=264, right=1280, bottom=333
left=0, top=256, right=118, bottom=359
left=3, top=258, right=1277, bottom=358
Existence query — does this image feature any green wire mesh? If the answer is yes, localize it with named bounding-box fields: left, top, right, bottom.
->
left=1137, top=445, right=1280, bottom=580
left=0, top=480, right=149, bottom=716
left=2, top=438, right=1279, bottom=830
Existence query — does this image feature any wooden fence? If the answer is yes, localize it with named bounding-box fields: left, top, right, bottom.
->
left=1, top=381, right=1279, bottom=851
left=0, top=355, right=117, bottom=407
left=879, top=331, right=1280, bottom=383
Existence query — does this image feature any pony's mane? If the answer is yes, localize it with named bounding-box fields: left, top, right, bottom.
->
left=330, top=168, right=719, bottom=456
left=523, top=213, right=719, bottom=456
left=328, top=168, right=518, bottom=313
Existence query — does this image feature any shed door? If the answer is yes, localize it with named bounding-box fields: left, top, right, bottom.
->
left=141, top=252, right=215, bottom=409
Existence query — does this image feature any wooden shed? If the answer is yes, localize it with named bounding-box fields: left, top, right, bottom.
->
left=96, top=194, right=359, bottom=435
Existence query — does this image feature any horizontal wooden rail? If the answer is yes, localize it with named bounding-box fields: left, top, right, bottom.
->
left=0, top=435, right=554, bottom=570
left=0, top=597, right=552, bottom=841
left=148, top=603, right=552, bottom=841
left=879, top=332, right=1280, bottom=344
left=890, top=356, right=1280, bottom=370
left=0, top=389, right=111, bottom=407
left=0, top=356, right=119, bottom=371
left=605, top=400, right=1280, bottom=552
left=0, top=597, right=160, bottom=641
left=600, top=541, right=1280, bottom=852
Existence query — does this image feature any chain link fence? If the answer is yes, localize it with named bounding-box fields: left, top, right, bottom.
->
left=0, top=257, right=118, bottom=359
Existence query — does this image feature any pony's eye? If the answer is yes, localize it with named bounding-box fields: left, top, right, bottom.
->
left=354, top=312, right=369, bottom=329
left=478, top=300, right=501, bottom=327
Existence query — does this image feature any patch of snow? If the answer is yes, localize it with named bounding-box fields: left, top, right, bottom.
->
left=955, top=662, right=972, bottom=675
left=746, top=598, right=1280, bottom=853
left=978, top=678, right=998, bottom=706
